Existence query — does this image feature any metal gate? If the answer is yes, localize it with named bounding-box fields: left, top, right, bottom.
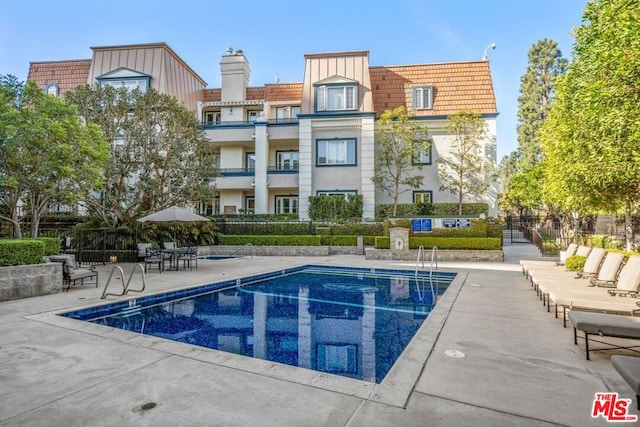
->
left=505, top=216, right=530, bottom=244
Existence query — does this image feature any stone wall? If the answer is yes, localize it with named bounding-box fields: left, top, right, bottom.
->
left=364, top=248, right=504, bottom=262
left=0, top=263, right=62, bottom=301
left=198, top=245, right=361, bottom=257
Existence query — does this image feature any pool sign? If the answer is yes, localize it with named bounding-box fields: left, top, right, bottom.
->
left=411, top=218, right=432, bottom=232
left=443, top=218, right=471, bottom=229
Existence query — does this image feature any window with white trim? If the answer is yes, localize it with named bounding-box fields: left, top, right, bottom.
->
left=276, top=151, right=299, bottom=170
left=316, top=85, right=357, bottom=111
left=316, top=139, right=356, bottom=166
left=275, top=196, right=298, bottom=214
left=46, top=84, right=59, bottom=97
left=204, top=111, right=221, bottom=125
left=100, top=78, right=148, bottom=93
left=413, top=145, right=432, bottom=164
left=413, top=86, right=434, bottom=110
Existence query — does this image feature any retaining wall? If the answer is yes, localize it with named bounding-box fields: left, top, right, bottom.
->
left=0, top=263, right=62, bottom=301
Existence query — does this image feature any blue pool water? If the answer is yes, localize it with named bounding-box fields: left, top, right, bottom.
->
left=63, top=265, right=455, bottom=383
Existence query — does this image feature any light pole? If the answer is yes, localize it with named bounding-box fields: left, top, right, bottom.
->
left=572, top=211, right=580, bottom=245
left=483, top=42, right=496, bottom=60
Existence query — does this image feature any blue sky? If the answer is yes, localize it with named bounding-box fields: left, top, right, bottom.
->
left=0, top=0, right=586, bottom=161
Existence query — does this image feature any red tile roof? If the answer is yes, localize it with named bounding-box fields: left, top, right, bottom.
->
left=27, top=60, right=92, bottom=97
left=265, top=83, right=303, bottom=102
left=369, top=61, right=497, bottom=116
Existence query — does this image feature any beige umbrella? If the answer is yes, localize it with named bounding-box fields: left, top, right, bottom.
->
left=137, top=206, right=210, bottom=244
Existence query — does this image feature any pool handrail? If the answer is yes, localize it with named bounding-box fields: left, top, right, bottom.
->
left=101, top=264, right=147, bottom=299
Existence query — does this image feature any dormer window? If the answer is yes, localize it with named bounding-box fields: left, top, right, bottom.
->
left=96, top=68, right=151, bottom=93
left=46, top=84, right=59, bottom=97
left=314, top=76, right=358, bottom=112
left=413, top=86, right=434, bottom=110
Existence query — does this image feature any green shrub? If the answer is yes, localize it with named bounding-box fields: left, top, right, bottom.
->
left=313, top=222, right=383, bottom=236
left=431, top=203, right=489, bottom=216
left=375, top=237, right=391, bottom=249
left=565, top=255, right=587, bottom=272
left=34, top=237, right=61, bottom=255
left=409, top=237, right=501, bottom=250
left=217, top=221, right=310, bottom=235
left=374, top=236, right=500, bottom=250
left=308, top=194, right=363, bottom=222
left=218, top=235, right=322, bottom=246
left=0, top=240, right=46, bottom=266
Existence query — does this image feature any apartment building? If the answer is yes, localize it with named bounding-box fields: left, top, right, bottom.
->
left=27, top=42, right=498, bottom=219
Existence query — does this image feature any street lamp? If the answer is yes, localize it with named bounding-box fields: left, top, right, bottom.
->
left=572, top=211, right=580, bottom=245
left=483, top=42, right=496, bottom=60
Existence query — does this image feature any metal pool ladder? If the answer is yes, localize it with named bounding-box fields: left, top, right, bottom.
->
left=416, top=246, right=439, bottom=277
left=101, top=264, right=147, bottom=299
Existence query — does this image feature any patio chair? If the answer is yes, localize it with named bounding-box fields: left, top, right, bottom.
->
left=178, top=247, right=198, bottom=271
left=62, top=262, right=98, bottom=291
left=569, top=312, right=640, bottom=360
left=144, top=248, right=165, bottom=273
left=520, top=243, right=578, bottom=277
left=530, top=247, right=607, bottom=293
left=611, top=355, right=640, bottom=409
left=137, top=243, right=153, bottom=261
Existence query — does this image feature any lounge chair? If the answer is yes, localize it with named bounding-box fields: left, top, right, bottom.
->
left=548, top=256, right=640, bottom=326
left=523, top=245, right=592, bottom=285
left=530, top=247, right=607, bottom=293
left=61, top=262, right=98, bottom=291
left=611, top=355, right=640, bottom=410
left=520, top=243, right=578, bottom=278
left=536, top=250, right=621, bottom=307
left=568, top=311, right=640, bottom=360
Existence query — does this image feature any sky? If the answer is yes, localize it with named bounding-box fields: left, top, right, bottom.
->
left=0, top=0, right=587, bottom=161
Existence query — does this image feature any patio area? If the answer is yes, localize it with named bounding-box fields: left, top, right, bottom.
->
left=0, top=241, right=637, bottom=426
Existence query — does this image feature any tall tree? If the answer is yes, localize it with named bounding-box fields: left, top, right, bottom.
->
left=0, top=80, right=109, bottom=237
left=0, top=75, right=25, bottom=237
left=371, top=106, right=431, bottom=216
left=66, top=85, right=218, bottom=226
left=438, top=110, right=494, bottom=215
left=517, top=39, right=568, bottom=168
left=540, top=0, right=640, bottom=250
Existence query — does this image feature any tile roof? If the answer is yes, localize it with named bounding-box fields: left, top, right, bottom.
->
left=27, top=60, right=92, bottom=97
left=203, top=89, right=221, bottom=102
left=369, top=61, right=497, bottom=116
left=265, top=83, right=303, bottom=102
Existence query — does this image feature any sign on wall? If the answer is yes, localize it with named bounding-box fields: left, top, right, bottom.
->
left=411, top=218, right=432, bottom=232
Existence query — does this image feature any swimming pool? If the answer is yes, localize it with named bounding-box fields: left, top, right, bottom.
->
left=62, top=265, right=455, bottom=384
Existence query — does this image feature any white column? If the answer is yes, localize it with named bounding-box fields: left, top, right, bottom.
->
left=360, top=116, right=376, bottom=220
left=254, top=118, right=269, bottom=214
left=298, top=118, right=313, bottom=220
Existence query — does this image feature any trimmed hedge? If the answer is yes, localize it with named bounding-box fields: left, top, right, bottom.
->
left=374, top=237, right=501, bottom=250
left=376, top=202, right=489, bottom=220
left=0, top=240, right=46, bottom=266
left=319, top=235, right=376, bottom=246
left=314, top=222, right=384, bottom=236
left=34, top=237, right=61, bottom=255
left=218, top=235, right=322, bottom=246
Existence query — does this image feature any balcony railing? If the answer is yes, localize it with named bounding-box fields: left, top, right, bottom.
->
left=267, top=166, right=299, bottom=174
left=219, top=167, right=299, bottom=177
left=201, top=118, right=299, bottom=128
left=219, top=168, right=255, bottom=176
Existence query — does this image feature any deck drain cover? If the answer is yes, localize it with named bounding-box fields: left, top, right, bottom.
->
left=444, top=350, right=466, bottom=358
left=140, top=402, right=157, bottom=411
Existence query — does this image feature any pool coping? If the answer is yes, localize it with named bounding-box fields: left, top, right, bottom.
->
left=26, top=265, right=467, bottom=408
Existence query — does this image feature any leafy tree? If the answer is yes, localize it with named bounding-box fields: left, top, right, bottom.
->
left=371, top=106, right=431, bottom=216
left=438, top=110, right=494, bottom=215
left=0, top=79, right=109, bottom=237
left=66, top=85, right=218, bottom=226
left=0, top=75, right=25, bottom=237
left=517, top=39, right=568, bottom=168
left=540, top=0, right=640, bottom=250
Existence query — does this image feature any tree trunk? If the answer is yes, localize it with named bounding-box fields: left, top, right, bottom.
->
left=625, top=200, right=633, bottom=252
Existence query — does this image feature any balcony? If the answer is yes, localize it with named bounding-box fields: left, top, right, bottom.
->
left=201, top=118, right=299, bottom=129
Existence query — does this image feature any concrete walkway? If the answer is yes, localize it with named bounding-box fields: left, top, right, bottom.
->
left=0, top=241, right=637, bottom=426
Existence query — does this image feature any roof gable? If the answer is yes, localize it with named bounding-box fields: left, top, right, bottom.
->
left=315, top=75, right=358, bottom=85
left=96, top=67, right=151, bottom=80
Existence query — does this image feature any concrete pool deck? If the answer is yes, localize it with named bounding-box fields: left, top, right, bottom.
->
left=0, top=242, right=638, bottom=426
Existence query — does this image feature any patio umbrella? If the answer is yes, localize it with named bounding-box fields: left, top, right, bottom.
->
left=137, top=206, right=209, bottom=244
